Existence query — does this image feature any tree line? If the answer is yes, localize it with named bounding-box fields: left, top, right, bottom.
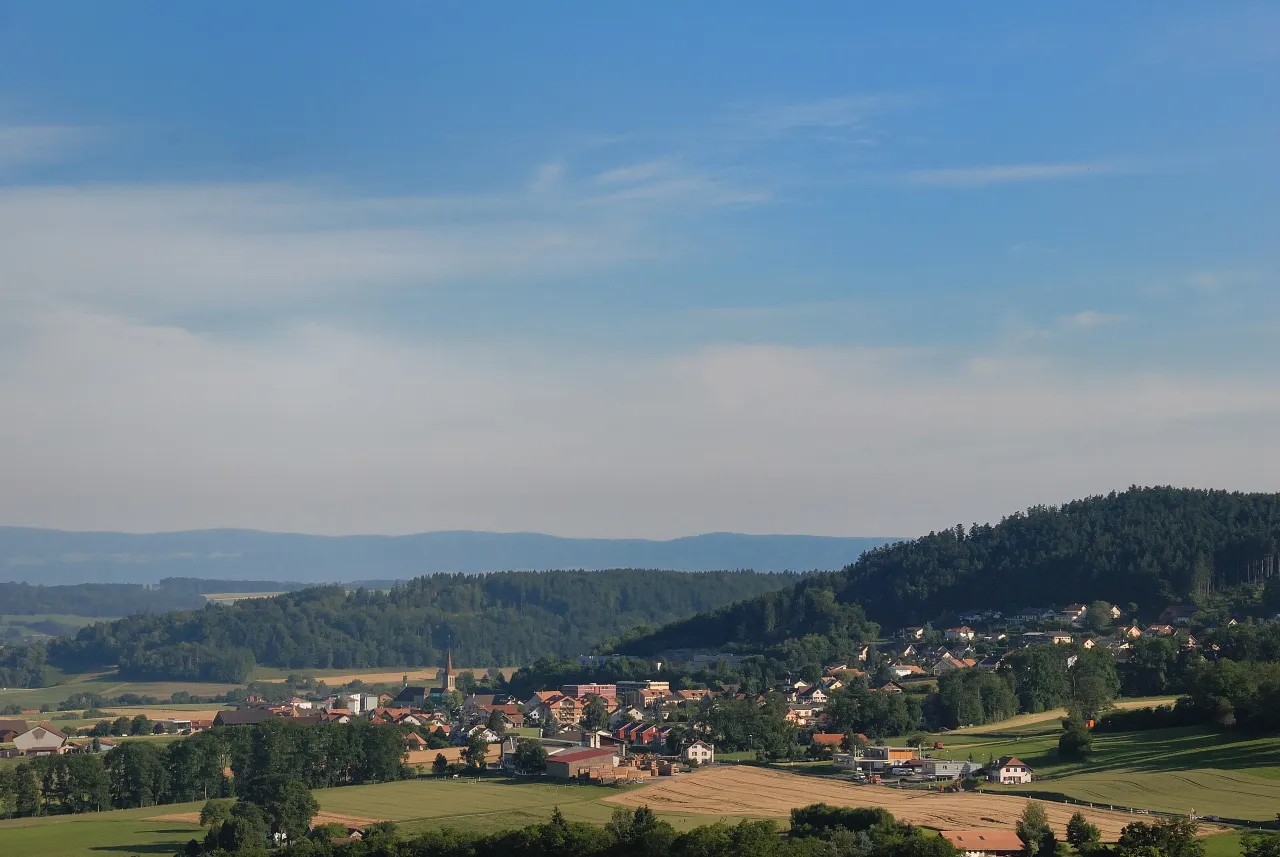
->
left=3, top=569, right=799, bottom=683
left=0, top=719, right=409, bottom=819
left=0, top=578, right=299, bottom=620
left=621, top=487, right=1280, bottom=654
left=161, top=797, right=1241, bottom=857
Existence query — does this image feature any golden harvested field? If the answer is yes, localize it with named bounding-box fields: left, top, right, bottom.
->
left=604, top=767, right=1221, bottom=840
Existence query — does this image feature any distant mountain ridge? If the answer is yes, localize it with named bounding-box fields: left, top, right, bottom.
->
left=0, top=527, right=895, bottom=584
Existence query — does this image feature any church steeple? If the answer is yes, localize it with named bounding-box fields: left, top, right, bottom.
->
left=444, top=648, right=456, bottom=693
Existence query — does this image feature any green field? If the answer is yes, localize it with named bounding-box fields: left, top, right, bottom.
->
left=0, top=676, right=242, bottom=711
left=0, top=776, right=734, bottom=857
left=0, top=614, right=115, bottom=641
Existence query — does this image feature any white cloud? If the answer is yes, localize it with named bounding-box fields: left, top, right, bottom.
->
left=530, top=161, right=565, bottom=192
left=1, top=311, right=1277, bottom=538
left=906, top=162, right=1112, bottom=187
left=1065, top=310, right=1125, bottom=328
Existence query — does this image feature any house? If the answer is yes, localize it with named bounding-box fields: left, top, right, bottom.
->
left=682, top=740, right=714, bottom=765
left=1159, top=605, right=1199, bottom=625
left=975, top=653, right=1005, bottom=670
left=464, top=694, right=498, bottom=715
left=404, top=732, right=428, bottom=750
left=213, top=709, right=278, bottom=727
left=932, top=655, right=977, bottom=674
left=610, top=706, right=645, bottom=728
left=987, top=756, right=1032, bottom=785
left=1109, top=605, right=1123, bottom=619
left=901, top=627, right=926, bottom=640
left=785, top=705, right=821, bottom=727
left=874, top=681, right=904, bottom=694
left=809, top=733, right=846, bottom=749
left=14, top=724, right=67, bottom=756
left=945, top=626, right=975, bottom=642
left=890, top=664, right=926, bottom=678
left=1118, top=624, right=1143, bottom=639
left=898, top=644, right=918, bottom=658
left=391, top=686, right=428, bottom=707
left=1146, top=624, right=1176, bottom=637
left=1058, top=604, right=1089, bottom=625
left=940, top=830, right=1027, bottom=857
left=545, top=747, right=618, bottom=779
left=797, top=686, right=829, bottom=704
left=0, top=719, right=29, bottom=743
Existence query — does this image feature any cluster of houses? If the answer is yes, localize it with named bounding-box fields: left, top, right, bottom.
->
left=830, top=745, right=1034, bottom=786
left=878, top=602, right=1220, bottom=679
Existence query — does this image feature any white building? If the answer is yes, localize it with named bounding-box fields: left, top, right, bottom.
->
left=682, top=740, right=715, bottom=766
left=14, top=724, right=67, bottom=757
left=987, top=756, right=1033, bottom=785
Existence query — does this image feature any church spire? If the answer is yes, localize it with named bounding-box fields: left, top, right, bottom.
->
left=444, top=648, right=456, bottom=693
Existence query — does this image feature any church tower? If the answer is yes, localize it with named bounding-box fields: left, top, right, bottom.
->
left=444, top=648, right=456, bottom=693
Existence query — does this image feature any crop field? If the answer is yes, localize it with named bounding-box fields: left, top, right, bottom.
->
left=201, top=591, right=287, bottom=604
left=605, top=766, right=1181, bottom=840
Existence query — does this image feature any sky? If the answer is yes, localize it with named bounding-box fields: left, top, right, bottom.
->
left=0, top=2, right=1277, bottom=539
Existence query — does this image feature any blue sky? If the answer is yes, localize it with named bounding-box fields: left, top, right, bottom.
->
left=0, top=2, right=1277, bottom=538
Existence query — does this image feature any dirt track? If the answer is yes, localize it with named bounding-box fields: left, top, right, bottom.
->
left=604, top=766, right=1220, bottom=840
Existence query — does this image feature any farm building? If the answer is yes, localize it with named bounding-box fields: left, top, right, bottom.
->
left=940, top=830, right=1026, bottom=857
left=545, top=747, right=618, bottom=779
left=922, top=760, right=976, bottom=779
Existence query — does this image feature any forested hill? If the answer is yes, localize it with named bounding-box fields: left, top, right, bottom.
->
left=619, top=487, right=1280, bottom=655
left=40, top=569, right=802, bottom=682
left=0, top=528, right=893, bottom=584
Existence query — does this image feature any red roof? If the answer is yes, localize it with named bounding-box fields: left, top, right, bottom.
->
left=810, top=733, right=845, bottom=746
left=548, top=748, right=617, bottom=764
left=940, top=831, right=1025, bottom=852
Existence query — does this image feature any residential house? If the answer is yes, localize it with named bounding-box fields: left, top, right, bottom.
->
left=0, top=720, right=29, bottom=743
left=809, top=733, right=846, bottom=750
left=986, top=756, right=1032, bottom=785
left=975, top=653, right=1006, bottom=670
left=785, top=705, right=821, bottom=727
left=391, top=686, right=428, bottom=707
left=874, top=681, right=904, bottom=694
left=1146, top=624, right=1176, bottom=637
left=14, top=724, right=67, bottom=756
left=1059, top=604, right=1089, bottom=625
left=682, top=740, right=714, bottom=765
left=464, top=694, right=498, bottom=715
left=797, top=686, right=829, bottom=705
left=1118, top=624, right=1143, bottom=639
left=890, top=664, right=927, bottom=679
left=1158, top=605, right=1199, bottom=625
left=945, top=626, right=975, bottom=642
left=901, top=627, right=926, bottom=641
left=1109, top=605, right=1123, bottom=619
left=940, top=830, right=1026, bottom=857
left=610, top=706, right=645, bottom=728
left=932, top=655, right=977, bottom=674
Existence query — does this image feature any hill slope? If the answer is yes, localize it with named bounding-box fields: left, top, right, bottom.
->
left=619, top=487, right=1280, bottom=655
left=0, top=528, right=893, bottom=584
left=42, top=569, right=804, bottom=681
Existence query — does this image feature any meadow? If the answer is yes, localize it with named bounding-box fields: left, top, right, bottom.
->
left=0, top=776, right=731, bottom=857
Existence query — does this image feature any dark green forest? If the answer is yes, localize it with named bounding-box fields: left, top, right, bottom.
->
left=621, top=488, right=1280, bottom=656
left=24, top=570, right=800, bottom=682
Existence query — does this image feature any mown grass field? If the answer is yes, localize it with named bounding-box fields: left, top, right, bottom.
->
left=0, top=676, right=242, bottom=711
left=0, top=776, right=733, bottom=857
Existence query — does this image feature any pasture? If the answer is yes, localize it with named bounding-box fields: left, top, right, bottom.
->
left=0, top=776, right=728, bottom=857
